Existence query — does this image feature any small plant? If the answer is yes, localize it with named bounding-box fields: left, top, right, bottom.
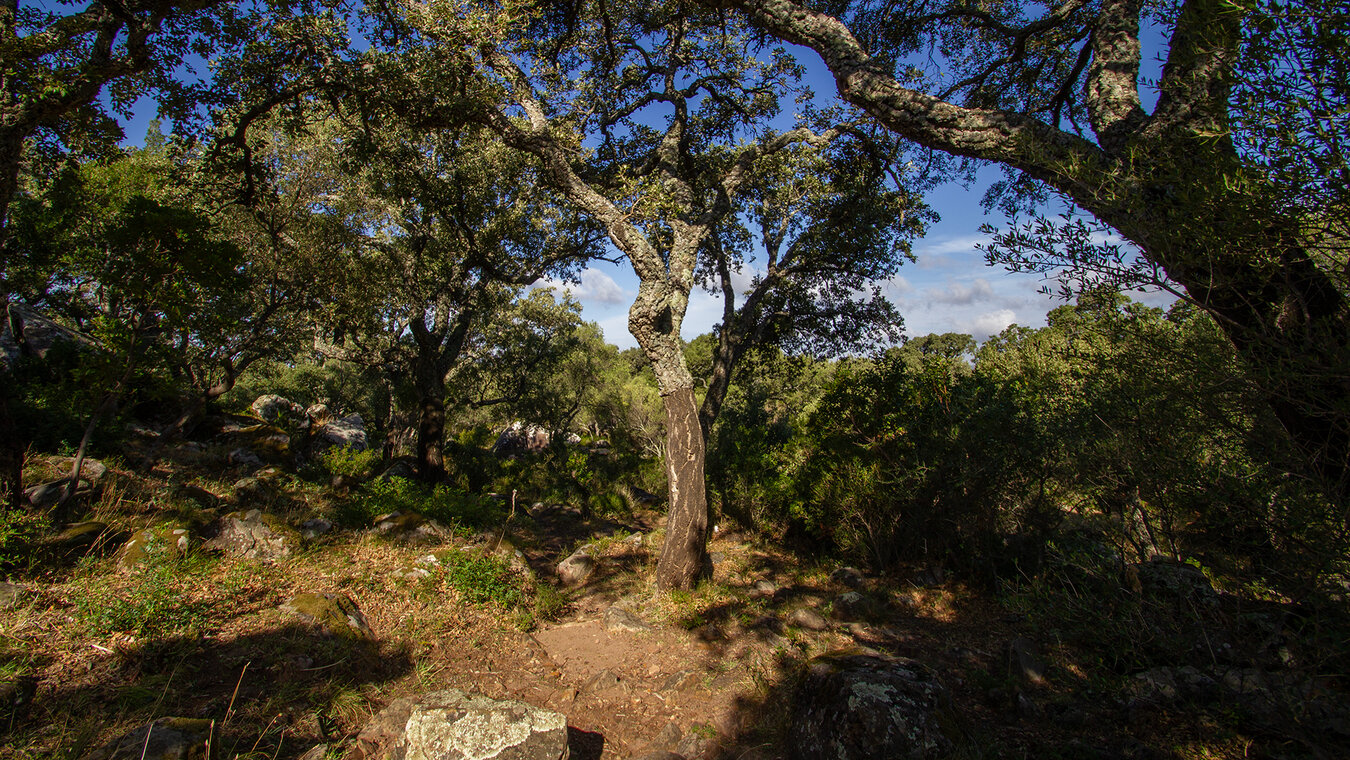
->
left=69, top=547, right=211, bottom=636
left=0, top=508, right=47, bottom=571
left=437, top=549, right=525, bottom=608
left=320, top=445, right=380, bottom=479
left=340, top=477, right=504, bottom=532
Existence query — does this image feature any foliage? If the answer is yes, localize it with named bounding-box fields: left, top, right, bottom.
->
left=69, top=550, right=212, bottom=636
left=342, top=477, right=502, bottom=532
left=0, top=508, right=47, bottom=572
left=319, top=445, right=380, bottom=480
left=436, top=548, right=525, bottom=609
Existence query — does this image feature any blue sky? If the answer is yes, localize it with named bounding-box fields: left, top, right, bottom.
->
left=541, top=175, right=1174, bottom=350
left=111, top=28, right=1174, bottom=352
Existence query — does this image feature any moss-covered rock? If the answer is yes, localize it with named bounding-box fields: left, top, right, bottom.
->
left=86, top=717, right=215, bottom=760
left=282, top=592, right=374, bottom=640
left=204, top=509, right=299, bottom=560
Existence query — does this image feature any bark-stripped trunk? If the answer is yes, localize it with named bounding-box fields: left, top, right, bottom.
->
left=657, top=386, right=711, bottom=588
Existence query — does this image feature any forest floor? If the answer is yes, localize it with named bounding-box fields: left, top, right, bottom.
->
left=2, top=431, right=1348, bottom=760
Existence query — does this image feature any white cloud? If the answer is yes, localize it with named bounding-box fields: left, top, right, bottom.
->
left=926, top=278, right=995, bottom=306
left=883, top=275, right=913, bottom=296
left=542, top=268, right=628, bottom=305
left=962, top=309, right=1018, bottom=338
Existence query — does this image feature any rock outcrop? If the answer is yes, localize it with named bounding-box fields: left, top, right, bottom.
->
left=788, top=651, right=953, bottom=760
left=205, top=509, right=299, bottom=560
left=350, top=689, right=568, bottom=760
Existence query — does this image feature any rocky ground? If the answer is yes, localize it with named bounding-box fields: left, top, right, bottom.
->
left=2, top=420, right=1349, bottom=760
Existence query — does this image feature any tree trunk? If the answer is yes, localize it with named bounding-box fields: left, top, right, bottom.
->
left=416, top=390, right=447, bottom=484
left=656, top=386, right=712, bottom=589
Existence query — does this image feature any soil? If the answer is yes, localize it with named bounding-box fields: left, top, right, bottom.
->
left=2, top=439, right=1346, bottom=760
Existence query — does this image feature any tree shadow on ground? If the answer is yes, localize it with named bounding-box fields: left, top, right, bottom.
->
left=5, top=622, right=413, bottom=760
left=658, top=572, right=1350, bottom=760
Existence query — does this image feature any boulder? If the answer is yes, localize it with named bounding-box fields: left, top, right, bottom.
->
left=603, top=605, right=652, bottom=634
left=1135, top=558, right=1218, bottom=604
left=86, top=717, right=214, bottom=760
left=23, top=477, right=92, bottom=508
left=373, top=511, right=446, bottom=544
left=310, top=414, right=368, bottom=456
left=789, top=608, right=829, bottom=632
left=205, top=510, right=299, bottom=560
left=831, top=566, right=865, bottom=588
left=47, top=456, right=108, bottom=485
left=350, top=689, right=568, bottom=760
left=788, top=651, right=953, bottom=760
left=283, top=592, right=374, bottom=640
left=251, top=394, right=305, bottom=423
left=831, top=592, right=879, bottom=622
left=557, top=547, right=596, bottom=586
left=301, top=517, right=334, bottom=539
left=119, top=526, right=192, bottom=571
left=49, top=521, right=111, bottom=551
left=1, top=302, right=98, bottom=371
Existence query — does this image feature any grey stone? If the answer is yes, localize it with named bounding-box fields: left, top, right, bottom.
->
left=282, top=593, right=374, bottom=640
left=86, top=717, right=214, bottom=760
left=351, top=689, right=568, bottom=760
left=753, top=579, right=777, bottom=597
left=50, top=520, right=108, bottom=549
left=1, top=303, right=98, bottom=371
left=313, top=414, right=368, bottom=453
left=251, top=394, right=304, bottom=423
left=296, top=745, right=329, bottom=760
left=205, top=509, right=299, bottom=560
left=649, top=722, right=682, bottom=751
left=830, top=592, right=878, bottom=622
left=301, top=518, right=334, bottom=538
left=557, top=548, right=596, bottom=586
left=661, top=670, right=700, bottom=692
left=674, top=727, right=714, bottom=760
left=788, top=651, right=953, bottom=760
left=831, top=566, right=864, bottom=588
left=603, top=605, right=651, bottom=634
left=789, top=608, right=830, bottom=631
left=582, top=669, right=623, bottom=693
left=228, top=448, right=264, bottom=467
left=119, top=526, right=191, bottom=571
left=24, top=478, right=91, bottom=508
left=47, top=456, right=107, bottom=485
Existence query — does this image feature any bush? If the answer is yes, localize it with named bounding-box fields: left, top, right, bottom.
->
left=338, top=477, right=503, bottom=532
left=70, top=550, right=212, bottom=636
left=0, top=509, right=48, bottom=572
left=320, top=445, right=380, bottom=479
left=437, top=548, right=525, bottom=608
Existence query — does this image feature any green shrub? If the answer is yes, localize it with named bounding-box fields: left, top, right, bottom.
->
left=320, top=445, right=380, bottom=479
left=339, top=477, right=503, bottom=532
left=70, top=550, right=212, bottom=636
left=437, top=549, right=525, bottom=608
left=0, top=509, right=48, bottom=571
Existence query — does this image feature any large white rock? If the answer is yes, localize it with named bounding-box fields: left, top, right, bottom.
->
left=351, top=690, right=569, bottom=760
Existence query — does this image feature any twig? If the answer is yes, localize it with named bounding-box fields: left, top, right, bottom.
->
left=249, top=715, right=280, bottom=754
left=299, top=657, right=348, bottom=672
left=223, top=661, right=250, bottom=727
